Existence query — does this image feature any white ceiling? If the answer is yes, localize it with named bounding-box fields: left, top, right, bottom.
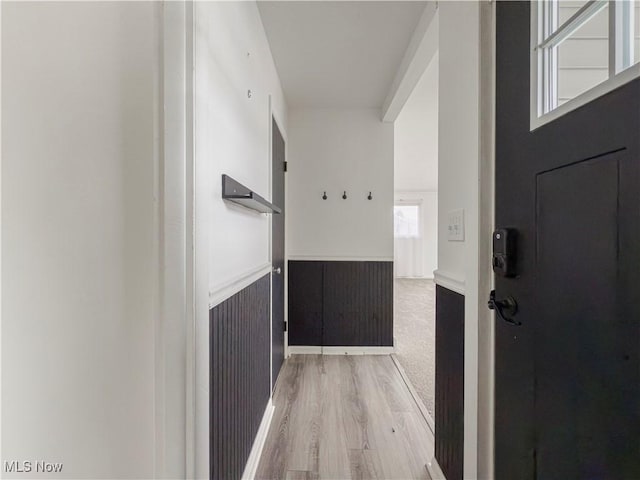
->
left=258, top=1, right=428, bottom=109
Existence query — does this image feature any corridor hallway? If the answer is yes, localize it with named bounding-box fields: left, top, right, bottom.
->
left=256, top=355, right=434, bottom=480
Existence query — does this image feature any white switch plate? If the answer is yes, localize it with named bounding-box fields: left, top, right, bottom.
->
left=447, top=209, right=465, bottom=241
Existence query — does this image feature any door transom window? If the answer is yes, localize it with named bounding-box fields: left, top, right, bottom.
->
left=531, top=0, right=640, bottom=129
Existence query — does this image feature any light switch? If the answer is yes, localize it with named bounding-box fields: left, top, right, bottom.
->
left=447, top=209, right=465, bottom=241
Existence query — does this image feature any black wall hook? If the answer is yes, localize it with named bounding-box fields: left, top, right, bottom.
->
left=322, top=191, right=327, bottom=200
left=368, top=191, right=373, bottom=200
left=342, top=191, right=347, bottom=200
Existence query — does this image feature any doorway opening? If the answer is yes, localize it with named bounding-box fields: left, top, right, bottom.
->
left=392, top=52, right=439, bottom=428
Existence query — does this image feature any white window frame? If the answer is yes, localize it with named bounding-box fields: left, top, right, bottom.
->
left=531, top=0, right=640, bottom=130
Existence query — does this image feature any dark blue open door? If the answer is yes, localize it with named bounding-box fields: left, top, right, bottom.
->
left=495, top=2, right=640, bottom=478
left=271, top=117, right=285, bottom=391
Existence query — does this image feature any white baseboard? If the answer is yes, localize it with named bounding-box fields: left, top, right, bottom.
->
left=288, top=346, right=395, bottom=356
left=426, top=456, right=446, bottom=480
left=395, top=276, right=435, bottom=280
left=390, top=354, right=435, bottom=434
left=283, top=331, right=289, bottom=358
left=323, top=346, right=395, bottom=355
left=287, top=346, right=322, bottom=355
left=241, top=400, right=275, bottom=480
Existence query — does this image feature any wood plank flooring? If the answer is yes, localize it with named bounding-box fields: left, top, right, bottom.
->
left=256, top=355, right=434, bottom=480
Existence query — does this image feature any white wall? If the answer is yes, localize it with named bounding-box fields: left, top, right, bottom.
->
left=287, top=108, right=394, bottom=260
left=2, top=2, right=159, bottom=477
left=437, top=2, right=482, bottom=478
left=394, top=55, right=438, bottom=193
left=394, top=54, right=439, bottom=278
left=200, top=1, right=287, bottom=299
left=193, top=2, right=287, bottom=477
left=437, top=2, right=480, bottom=286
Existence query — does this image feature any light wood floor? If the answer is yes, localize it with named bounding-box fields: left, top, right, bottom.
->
left=255, top=355, right=434, bottom=480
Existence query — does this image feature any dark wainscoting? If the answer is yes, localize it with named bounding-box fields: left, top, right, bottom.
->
left=288, top=261, right=323, bottom=345
left=210, top=274, right=270, bottom=480
left=435, top=285, right=465, bottom=480
left=288, top=260, right=393, bottom=346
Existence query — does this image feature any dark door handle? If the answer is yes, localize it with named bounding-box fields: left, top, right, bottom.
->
left=488, top=290, right=521, bottom=326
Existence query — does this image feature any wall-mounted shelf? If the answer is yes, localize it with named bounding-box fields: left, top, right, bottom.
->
left=222, top=174, right=281, bottom=214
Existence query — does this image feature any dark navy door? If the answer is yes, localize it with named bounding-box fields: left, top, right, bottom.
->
left=495, top=2, right=640, bottom=478
left=271, top=117, right=285, bottom=391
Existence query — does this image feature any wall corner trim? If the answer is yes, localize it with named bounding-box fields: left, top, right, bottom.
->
left=209, top=263, right=272, bottom=308
left=287, top=346, right=323, bottom=355
left=426, top=456, right=447, bottom=480
left=240, top=400, right=275, bottom=480
left=433, top=269, right=466, bottom=295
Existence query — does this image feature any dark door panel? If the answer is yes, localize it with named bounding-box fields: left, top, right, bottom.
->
left=271, top=118, right=285, bottom=390
left=535, top=151, right=640, bottom=479
left=495, top=2, right=640, bottom=478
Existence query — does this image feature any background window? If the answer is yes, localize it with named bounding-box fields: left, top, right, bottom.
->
left=394, top=205, right=420, bottom=238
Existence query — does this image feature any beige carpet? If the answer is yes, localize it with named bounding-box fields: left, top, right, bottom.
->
left=394, top=278, right=435, bottom=418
